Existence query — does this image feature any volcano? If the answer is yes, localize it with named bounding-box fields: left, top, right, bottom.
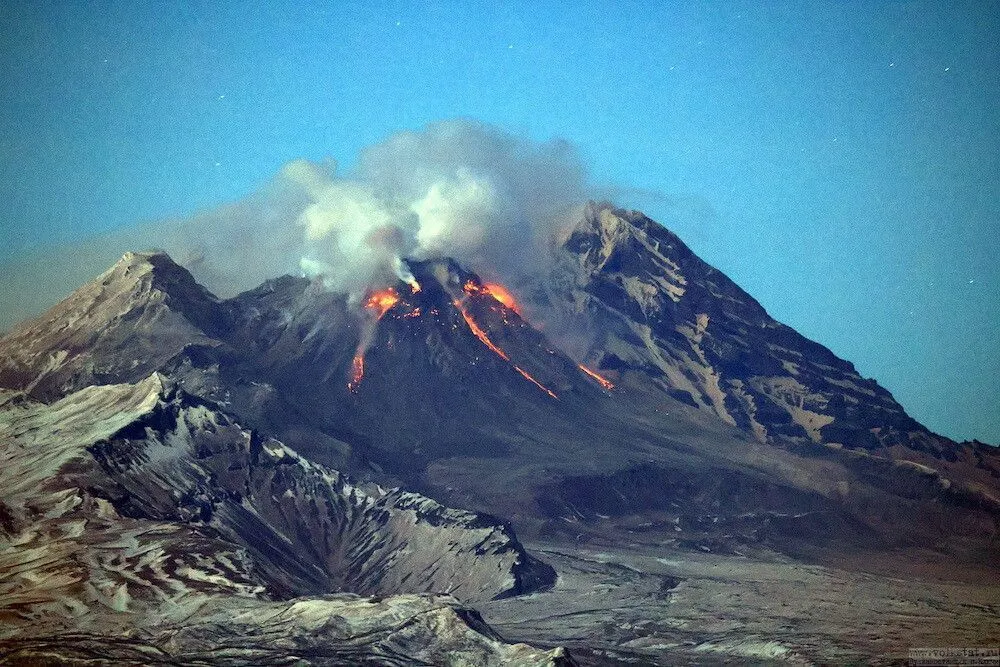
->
left=259, top=256, right=619, bottom=474
left=1, top=202, right=998, bottom=664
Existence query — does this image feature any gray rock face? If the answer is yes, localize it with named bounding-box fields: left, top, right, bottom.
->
left=1, top=236, right=998, bottom=557
left=0, top=375, right=560, bottom=663
left=0, top=594, right=570, bottom=666
left=533, top=202, right=1000, bottom=464
left=540, top=203, right=918, bottom=446
left=0, top=251, right=232, bottom=400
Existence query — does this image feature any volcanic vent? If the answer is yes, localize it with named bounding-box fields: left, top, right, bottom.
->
left=350, top=258, right=579, bottom=399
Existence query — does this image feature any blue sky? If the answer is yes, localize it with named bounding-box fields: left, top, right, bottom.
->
left=1, top=1, right=997, bottom=443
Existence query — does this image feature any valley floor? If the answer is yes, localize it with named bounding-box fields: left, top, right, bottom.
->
left=481, top=540, right=1000, bottom=665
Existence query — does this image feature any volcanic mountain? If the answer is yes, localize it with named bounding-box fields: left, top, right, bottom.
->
left=2, top=207, right=998, bottom=550
left=534, top=202, right=975, bottom=454
left=1, top=202, right=998, bottom=663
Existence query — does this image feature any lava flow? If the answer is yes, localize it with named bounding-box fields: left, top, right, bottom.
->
left=456, top=304, right=509, bottom=361
left=350, top=274, right=556, bottom=399
left=348, top=355, right=364, bottom=392
left=483, top=283, right=521, bottom=314
left=514, top=364, right=558, bottom=399
left=349, top=287, right=405, bottom=392
left=463, top=280, right=523, bottom=316
left=364, top=288, right=401, bottom=318
left=578, top=363, right=614, bottom=390
left=454, top=298, right=557, bottom=399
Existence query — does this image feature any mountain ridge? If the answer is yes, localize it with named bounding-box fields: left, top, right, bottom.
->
left=537, top=202, right=981, bottom=454
left=2, top=208, right=996, bottom=556
left=0, top=372, right=566, bottom=663
left=2, top=202, right=998, bottom=663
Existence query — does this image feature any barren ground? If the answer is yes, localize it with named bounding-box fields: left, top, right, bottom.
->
left=481, top=540, right=1000, bottom=665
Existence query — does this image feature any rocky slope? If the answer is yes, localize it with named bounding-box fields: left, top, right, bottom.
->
left=221, top=256, right=617, bottom=476
left=534, top=203, right=927, bottom=447
left=527, top=203, right=1000, bottom=475
left=0, top=594, right=568, bottom=666
left=0, top=251, right=232, bottom=400
left=1, top=243, right=998, bottom=561
left=0, top=374, right=561, bottom=663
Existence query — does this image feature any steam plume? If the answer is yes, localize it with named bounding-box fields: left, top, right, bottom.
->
left=0, top=120, right=593, bottom=331
left=284, top=119, right=591, bottom=296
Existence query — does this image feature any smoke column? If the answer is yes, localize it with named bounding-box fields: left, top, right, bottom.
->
left=0, top=120, right=595, bottom=330
left=285, top=119, right=591, bottom=296
left=144, top=119, right=592, bottom=302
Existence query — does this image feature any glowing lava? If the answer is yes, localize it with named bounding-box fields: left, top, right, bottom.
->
left=578, top=364, right=614, bottom=390
left=364, top=288, right=401, bottom=318
left=454, top=299, right=557, bottom=399
left=350, top=275, right=551, bottom=398
left=514, top=365, right=558, bottom=399
left=350, top=287, right=404, bottom=392
left=348, top=354, right=364, bottom=392
left=456, top=303, right=509, bottom=361
left=463, top=279, right=523, bottom=315
left=483, top=282, right=521, bottom=315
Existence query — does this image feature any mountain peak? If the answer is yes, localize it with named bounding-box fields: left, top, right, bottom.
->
left=103, top=250, right=222, bottom=310
left=403, top=256, right=478, bottom=303
left=117, top=248, right=169, bottom=265
left=101, top=249, right=183, bottom=284
left=0, top=251, right=230, bottom=399
left=545, top=203, right=939, bottom=452
left=566, top=203, right=696, bottom=299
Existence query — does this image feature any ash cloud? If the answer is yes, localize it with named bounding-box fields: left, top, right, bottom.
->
left=0, top=120, right=594, bottom=331
left=285, top=119, right=591, bottom=295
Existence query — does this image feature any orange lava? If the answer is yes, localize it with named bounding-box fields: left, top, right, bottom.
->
left=350, top=279, right=550, bottom=397
left=483, top=282, right=521, bottom=315
left=515, top=365, right=558, bottom=399
left=364, top=288, right=400, bottom=319
left=463, top=278, right=523, bottom=315
left=578, top=364, right=614, bottom=390
left=348, top=354, right=364, bottom=392
left=454, top=299, right=557, bottom=399
left=456, top=301, right=509, bottom=361
left=350, top=287, right=402, bottom=391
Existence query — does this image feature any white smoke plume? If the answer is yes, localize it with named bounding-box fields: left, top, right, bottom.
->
left=283, top=119, right=591, bottom=296
left=0, top=120, right=594, bottom=331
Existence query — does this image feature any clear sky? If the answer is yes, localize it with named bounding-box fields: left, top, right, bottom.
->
left=1, top=1, right=997, bottom=443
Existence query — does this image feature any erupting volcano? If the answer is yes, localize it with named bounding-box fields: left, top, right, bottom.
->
left=2, top=201, right=998, bottom=666
left=344, top=259, right=562, bottom=400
